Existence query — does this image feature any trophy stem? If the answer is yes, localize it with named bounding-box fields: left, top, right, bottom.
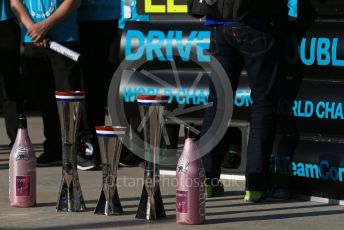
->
left=56, top=168, right=86, bottom=212
left=95, top=187, right=123, bottom=215
left=136, top=177, right=166, bottom=220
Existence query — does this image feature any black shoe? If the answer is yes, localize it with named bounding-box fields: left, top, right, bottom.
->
left=264, top=188, right=291, bottom=201
left=37, top=153, right=62, bottom=167
left=212, top=181, right=225, bottom=195
left=77, top=153, right=98, bottom=171
left=222, top=145, right=241, bottom=169
left=205, top=181, right=225, bottom=198
left=119, top=149, right=143, bottom=167
left=77, top=131, right=97, bottom=157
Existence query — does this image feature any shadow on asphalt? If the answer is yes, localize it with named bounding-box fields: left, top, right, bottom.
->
left=0, top=143, right=43, bottom=153
left=35, top=195, right=178, bottom=209
left=5, top=193, right=344, bottom=229
left=17, top=218, right=176, bottom=230
left=0, top=163, right=8, bottom=170
left=206, top=203, right=334, bottom=216
left=205, top=209, right=344, bottom=225
left=206, top=198, right=306, bottom=209
left=15, top=206, right=344, bottom=230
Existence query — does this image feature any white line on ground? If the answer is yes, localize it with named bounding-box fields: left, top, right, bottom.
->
left=160, top=170, right=246, bottom=181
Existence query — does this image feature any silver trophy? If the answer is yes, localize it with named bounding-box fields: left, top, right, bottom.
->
left=94, top=126, right=126, bottom=215
left=55, top=91, right=86, bottom=212
left=136, top=95, right=168, bottom=220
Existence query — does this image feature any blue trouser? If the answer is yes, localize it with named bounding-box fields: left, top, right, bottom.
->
left=201, top=23, right=280, bottom=191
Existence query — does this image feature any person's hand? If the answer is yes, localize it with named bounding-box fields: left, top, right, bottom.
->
left=33, top=38, right=50, bottom=48
left=27, top=22, right=50, bottom=44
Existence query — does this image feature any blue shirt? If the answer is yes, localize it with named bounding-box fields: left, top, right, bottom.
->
left=0, top=0, right=14, bottom=21
left=78, top=0, right=121, bottom=21
left=288, top=0, right=297, bottom=19
left=23, top=0, right=78, bottom=43
left=118, top=0, right=149, bottom=29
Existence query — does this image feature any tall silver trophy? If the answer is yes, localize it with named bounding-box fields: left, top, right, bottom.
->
left=55, top=91, right=86, bottom=212
left=136, top=95, right=168, bottom=220
left=94, top=126, right=126, bottom=215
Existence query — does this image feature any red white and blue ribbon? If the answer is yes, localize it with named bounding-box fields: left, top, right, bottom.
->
left=137, top=95, right=169, bottom=106
left=55, top=91, right=85, bottom=102
left=96, top=126, right=126, bottom=137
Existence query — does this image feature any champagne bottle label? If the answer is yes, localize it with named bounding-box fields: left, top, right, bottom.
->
left=16, top=176, right=31, bottom=197
left=176, top=190, right=188, bottom=213
left=177, top=157, right=190, bottom=173
left=15, top=146, right=33, bottom=161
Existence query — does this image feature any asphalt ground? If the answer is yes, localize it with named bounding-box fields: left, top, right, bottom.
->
left=1, top=116, right=344, bottom=230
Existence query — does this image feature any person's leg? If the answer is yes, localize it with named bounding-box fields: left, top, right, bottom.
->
left=79, top=21, right=118, bottom=127
left=78, top=20, right=119, bottom=165
left=236, top=26, right=280, bottom=193
left=0, top=19, right=21, bottom=146
left=201, top=25, right=243, bottom=194
left=49, top=42, right=82, bottom=91
left=222, top=127, right=242, bottom=169
left=48, top=42, right=82, bottom=150
left=22, top=44, right=62, bottom=165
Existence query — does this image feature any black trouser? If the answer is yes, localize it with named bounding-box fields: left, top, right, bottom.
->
left=0, top=19, right=21, bottom=144
left=22, top=42, right=82, bottom=157
left=78, top=20, right=119, bottom=159
left=201, top=24, right=280, bottom=191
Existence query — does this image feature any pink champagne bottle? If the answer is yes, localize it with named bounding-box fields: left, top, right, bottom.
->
left=9, top=115, right=36, bottom=207
left=176, top=126, right=205, bottom=225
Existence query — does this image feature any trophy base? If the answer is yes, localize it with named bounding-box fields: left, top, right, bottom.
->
left=136, top=184, right=166, bottom=220
left=94, top=189, right=123, bottom=215
left=56, top=175, right=86, bottom=212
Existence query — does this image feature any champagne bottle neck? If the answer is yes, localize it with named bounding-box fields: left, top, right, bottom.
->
left=184, top=138, right=197, bottom=150
left=18, top=115, right=27, bottom=129
left=185, top=138, right=196, bottom=143
left=182, top=138, right=200, bottom=160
